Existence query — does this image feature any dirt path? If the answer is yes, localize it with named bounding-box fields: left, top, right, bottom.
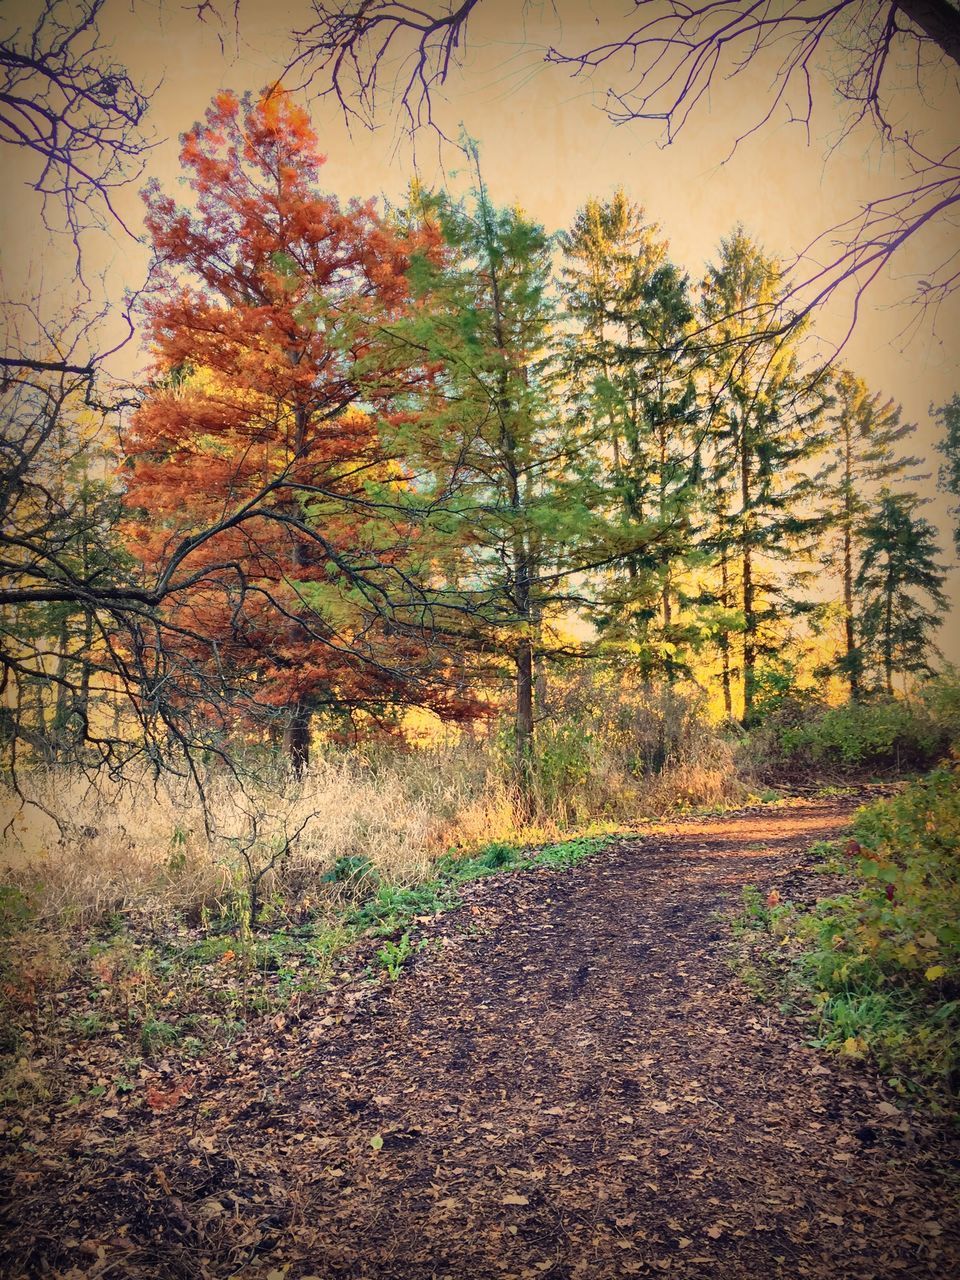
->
left=3, top=799, right=959, bottom=1278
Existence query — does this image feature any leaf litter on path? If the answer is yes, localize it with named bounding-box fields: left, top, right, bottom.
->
left=2, top=798, right=958, bottom=1278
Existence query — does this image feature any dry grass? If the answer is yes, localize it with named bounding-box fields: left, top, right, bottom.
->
left=0, top=684, right=744, bottom=929
left=0, top=744, right=497, bottom=927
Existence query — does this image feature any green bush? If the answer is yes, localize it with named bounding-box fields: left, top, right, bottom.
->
left=322, top=854, right=381, bottom=891
left=779, top=699, right=943, bottom=767
left=348, top=882, right=459, bottom=934
left=737, top=766, right=960, bottom=1104
left=742, top=676, right=960, bottom=780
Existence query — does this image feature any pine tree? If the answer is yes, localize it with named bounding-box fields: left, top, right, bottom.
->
left=818, top=370, right=921, bottom=698
left=935, top=393, right=960, bottom=552
left=395, top=164, right=604, bottom=804
left=124, top=89, right=475, bottom=772
left=560, top=193, right=698, bottom=678
left=856, top=493, right=947, bottom=693
left=0, top=380, right=124, bottom=765
left=698, top=227, right=830, bottom=722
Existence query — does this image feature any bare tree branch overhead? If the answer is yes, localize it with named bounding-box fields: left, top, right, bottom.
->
left=0, top=0, right=157, bottom=390
left=290, top=0, right=960, bottom=324
left=0, top=0, right=153, bottom=257
left=290, top=0, right=487, bottom=133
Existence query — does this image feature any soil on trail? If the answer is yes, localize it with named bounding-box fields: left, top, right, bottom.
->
left=3, top=799, right=960, bottom=1279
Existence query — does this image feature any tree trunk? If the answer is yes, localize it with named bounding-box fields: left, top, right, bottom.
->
left=285, top=702, right=311, bottom=777
left=884, top=568, right=895, bottom=695
left=52, top=617, right=71, bottom=753
left=742, top=544, right=755, bottom=721
left=719, top=544, right=733, bottom=720
left=515, top=637, right=534, bottom=799
left=842, top=429, right=860, bottom=700
left=843, top=523, right=860, bottom=700
left=739, top=417, right=755, bottom=723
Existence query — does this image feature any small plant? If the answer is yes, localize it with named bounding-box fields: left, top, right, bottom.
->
left=74, top=1011, right=106, bottom=1038
left=528, top=835, right=609, bottom=869
left=323, top=854, right=381, bottom=892
left=350, top=883, right=458, bottom=934
left=140, top=1017, right=180, bottom=1056
left=377, top=932, right=413, bottom=980
left=0, top=885, right=34, bottom=936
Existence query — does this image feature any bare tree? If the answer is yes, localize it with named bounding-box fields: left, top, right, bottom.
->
left=289, top=1, right=960, bottom=326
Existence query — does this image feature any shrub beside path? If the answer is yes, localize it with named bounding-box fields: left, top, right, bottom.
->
left=3, top=798, right=959, bottom=1278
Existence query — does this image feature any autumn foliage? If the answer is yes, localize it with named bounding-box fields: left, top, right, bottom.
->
left=123, top=89, right=475, bottom=762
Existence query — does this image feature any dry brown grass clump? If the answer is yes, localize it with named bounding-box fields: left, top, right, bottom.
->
left=0, top=744, right=502, bottom=927
left=0, top=682, right=743, bottom=929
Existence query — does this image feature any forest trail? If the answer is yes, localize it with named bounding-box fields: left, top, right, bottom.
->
left=4, top=799, right=960, bottom=1279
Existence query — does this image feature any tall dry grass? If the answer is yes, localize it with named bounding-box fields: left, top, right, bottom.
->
left=0, top=744, right=504, bottom=927
left=1, top=680, right=744, bottom=928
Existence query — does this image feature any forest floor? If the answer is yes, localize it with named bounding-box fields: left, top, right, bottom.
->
left=2, top=797, right=959, bottom=1279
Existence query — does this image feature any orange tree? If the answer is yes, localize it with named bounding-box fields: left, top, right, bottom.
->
left=123, top=89, right=480, bottom=770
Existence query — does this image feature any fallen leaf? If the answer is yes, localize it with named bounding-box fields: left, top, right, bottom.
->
left=144, top=1078, right=192, bottom=1112
left=502, top=1194, right=529, bottom=1206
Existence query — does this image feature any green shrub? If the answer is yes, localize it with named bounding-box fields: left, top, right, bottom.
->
left=742, top=679, right=960, bottom=780
left=736, top=766, right=960, bottom=1104
left=348, top=882, right=458, bottom=934
left=779, top=700, right=943, bottom=767
left=377, top=932, right=413, bottom=980
left=436, top=841, right=521, bottom=882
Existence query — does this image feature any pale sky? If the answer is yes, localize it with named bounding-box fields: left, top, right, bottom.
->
left=3, top=0, right=959, bottom=654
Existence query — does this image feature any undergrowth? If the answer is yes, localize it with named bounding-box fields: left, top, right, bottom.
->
left=0, top=827, right=612, bottom=1108
left=739, top=675, right=960, bottom=782
left=733, top=764, right=960, bottom=1110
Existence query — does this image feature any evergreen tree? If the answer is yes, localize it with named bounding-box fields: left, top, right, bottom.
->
left=856, top=493, right=948, bottom=693
left=395, top=168, right=578, bottom=799
left=698, top=227, right=830, bottom=722
left=560, top=193, right=698, bottom=678
left=817, top=370, right=922, bottom=698
left=935, top=393, right=960, bottom=552
left=0, top=375, right=125, bottom=765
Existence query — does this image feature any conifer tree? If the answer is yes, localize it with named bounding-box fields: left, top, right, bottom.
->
left=0, top=377, right=124, bottom=764
left=393, top=164, right=626, bottom=804
left=123, top=89, right=476, bottom=772
left=560, top=193, right=698, bottom=678
left=817, top=370, right=921, bottom=698
left=935, top=393, right=960, bottom=552
left=856, top=493, right=947, bottom=693
left=698, top=227, right=829, bottom=722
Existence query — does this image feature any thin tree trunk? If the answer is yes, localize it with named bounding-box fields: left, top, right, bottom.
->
left=52, top=617, right=71, bottom=751
left=515, top=637, right=534, bottom=786
left=719, top=542, right=733, bottom=720
left=842, top=426, right=860, bottom=700
left=742, top=544, right=755, bottom=721
left=884, top=566, right=895, bottom=695
left=739, top=415, right=755, bottom=723
left=285, top=702, right=311, bottom=777
left=77, top=612, right=94, bottom=742
left=843, top=523, right=859, bottom=699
